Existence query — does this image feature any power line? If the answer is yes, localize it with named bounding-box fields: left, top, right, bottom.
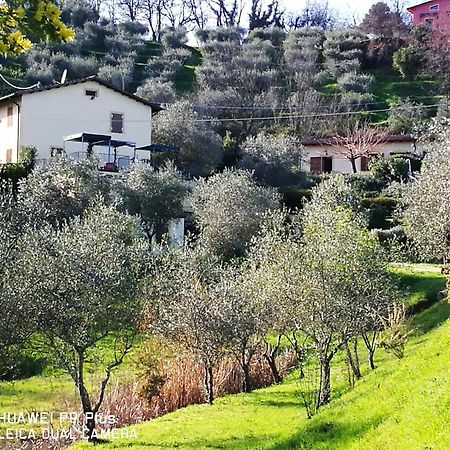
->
left=0, top=72, right=40, bottom=90
left=193, top=103, right=441, bottom=123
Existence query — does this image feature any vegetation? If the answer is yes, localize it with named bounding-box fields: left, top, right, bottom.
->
left=71, top=294, right=449, bottom=449
left=1, top=1, right=450, bottom=449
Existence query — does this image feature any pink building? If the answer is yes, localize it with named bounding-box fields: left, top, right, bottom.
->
left=407, top=0, right=450, bottom=29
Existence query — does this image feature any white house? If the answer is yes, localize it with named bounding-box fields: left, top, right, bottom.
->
left=0, top=76, right=162, bottom=167
left=302, top=135, right=424, bottom=174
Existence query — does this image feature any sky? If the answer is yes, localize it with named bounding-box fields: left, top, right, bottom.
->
left=280, top=0, right=417, bottom=23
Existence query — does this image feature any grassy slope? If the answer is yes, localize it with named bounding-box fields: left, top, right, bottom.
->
left=71, top=268, right=450, bottom=450
left=321, top=68, right=440, bottom=125
left=0, top=264, right=446, bottom=447
left=391, top=263, right=446, bottom=307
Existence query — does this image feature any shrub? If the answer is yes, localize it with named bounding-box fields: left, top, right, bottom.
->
left=0, top=346, right=47, bottom=381
left=393, top=45, right=424, bottom=79
left=362, top=196, right=398, bottom=229
left=280, top=186, right=312, bottom=210
left=369, top=155, right=410, bottom=185
left=336, top=71, right=375, bottom=94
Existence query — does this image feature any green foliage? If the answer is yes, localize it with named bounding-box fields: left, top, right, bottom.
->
left=280, top=186, right=312, bottom=210
left=191, top=169, right=280, bottom=257
left=116, top=162, right=188, bottom=244
left=0, top=0, right=74, bottom=56
left=222, top=130, right=240, bottom=168
left=371, top=155, right=409, bottom=184
left=362, top=196, right=398, bottom=229
left=392, top=45, right=424, bottom=79
left=72, top=286, right=450, bottom=450
left=0, top=146, right=36, bottom=194
left=152, top=102, right=223, bottom=177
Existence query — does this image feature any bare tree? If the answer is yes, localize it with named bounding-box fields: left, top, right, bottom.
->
left=249, top=0, right=284, bottom=30
left=186, top=0, right=210, bottom=29
left=206, top=0, right=246, bottom=27
left=286, top=0, right=338, bottom=30
left=116, top=0, right=144, bottom=21
left=142, top=0, right=164, bottom=40
left=326, top=122, right=387, bottom=173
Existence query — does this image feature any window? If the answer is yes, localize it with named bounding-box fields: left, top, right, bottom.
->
left=360, top=156, right=369, bottom=172
left=85, top=89, right=98, bottom=98
left=430, top=4, right=439, bottom=11
left=7, top=106, right=13, bottom=127
left=310, top=156, right=332, bottom=173
left=5, top=149, right=12, bottom=163
left=110, top=113, right=124, bottom=133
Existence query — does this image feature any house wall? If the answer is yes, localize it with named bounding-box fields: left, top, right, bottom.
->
left=19, top=81, right=153, bottom=164
left=0, top=100, right=20, bottom=163
left=304, top=141, right=422, bottom=174
left=408, top=0, right=450, bottom=28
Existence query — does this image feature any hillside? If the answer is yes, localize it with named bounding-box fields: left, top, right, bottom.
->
left=70, top=267, right=450, bottom=450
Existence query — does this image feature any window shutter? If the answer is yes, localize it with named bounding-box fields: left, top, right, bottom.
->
left=360, top=156, right=369, bottom=171
left=310, top=157, right=322, bottom=173
left=111, top=113, right=124, bottom=133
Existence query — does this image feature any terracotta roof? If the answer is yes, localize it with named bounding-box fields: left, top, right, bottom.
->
left=302, top=135, right=416, bottom=146
left=0, top=76, right=163, bottom=112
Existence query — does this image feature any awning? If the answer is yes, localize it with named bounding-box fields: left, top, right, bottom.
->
left=135, top=143, right=180, bottom=152
left=95, top=139, right=136, bottom=148
left=63, top=132, right=111, bottom=144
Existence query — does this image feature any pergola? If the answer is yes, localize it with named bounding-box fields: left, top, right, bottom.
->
left=134, top=143, right=180, bottom=166
left=63, top=133, right=136, bottom=171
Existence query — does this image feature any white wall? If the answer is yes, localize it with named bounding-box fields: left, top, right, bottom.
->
left=304, top=141, right=422, bottom=174
left=19, top=81, right=153, bottom=163
left=0, top=101, right=20, bottom=163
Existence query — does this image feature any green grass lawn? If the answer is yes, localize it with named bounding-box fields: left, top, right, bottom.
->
left=70, top=264, right=449, bottom=450
left=72, top=297, right=450, bottom=449
left=0, top=264, right=447, bottom=449
left=390, top=263, right=447, bottom=307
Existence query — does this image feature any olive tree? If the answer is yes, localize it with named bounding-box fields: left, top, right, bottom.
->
left=240, top=132, right=303, bottom=186
left=402, top=130, right=450, bottom=262
left=13, top=205, right=147, bottom=440
left=254, top=176, right=396, bottom=408
left=219, top=259, right=275, bottom=392
left=115, top=162, right=188, bottom=245
left=18, top=156, right=110, bottom=226
left=147, top=247, right=232, bottom=404
left=190, top=169, right=280, bottom=257
left=0, top=195, right=35, bottom=376
left=152, top=102, right=223, bottom=177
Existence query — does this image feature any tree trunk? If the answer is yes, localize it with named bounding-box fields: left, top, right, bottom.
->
left=362, top=332, right=378, bottom=370
left=345, top=339, right=361, bottom=379
left=242, top=362, right=251, bottom=393
left=76, top=349, right=96, bottom=441
left=204, top=364, right=214, bottom=405
left=350, top=157, right=358, bottom=174
left=263, top=335, right=282, bottom=384
left=317, top=357, right=331, bottom=408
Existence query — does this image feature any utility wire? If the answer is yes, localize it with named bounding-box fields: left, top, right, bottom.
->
left=194, top=103, right=441, bottom=123
left=0, top=72, right=40, bottom=90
